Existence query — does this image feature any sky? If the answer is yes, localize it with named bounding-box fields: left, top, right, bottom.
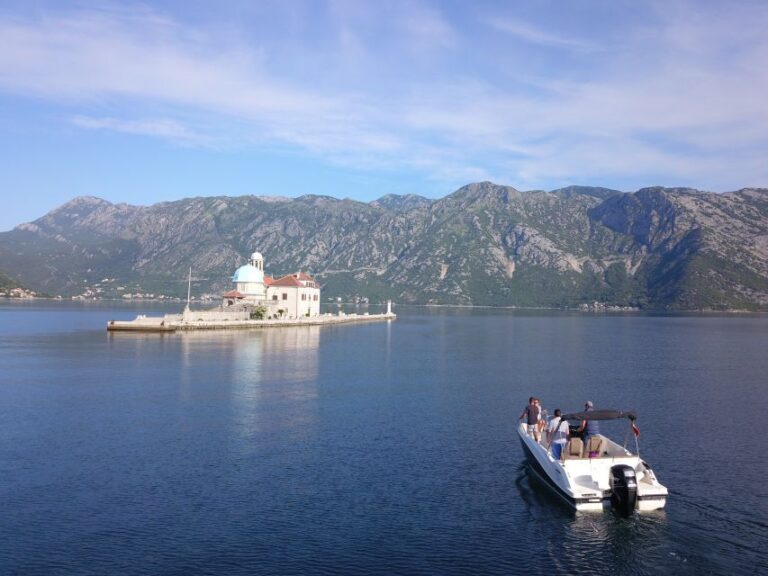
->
left=1, top=0, right=767, bottom=231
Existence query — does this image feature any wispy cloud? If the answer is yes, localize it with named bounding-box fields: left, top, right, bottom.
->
left=487, top=17, right=597, bottom=52
left=70, top=115, right=211, bottom=147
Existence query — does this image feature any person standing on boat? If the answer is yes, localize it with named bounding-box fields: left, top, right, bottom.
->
left=519, top=397, right=542, bottom=441
left=578, top=401, right=599, bottom=443
left=537, top=400, right=549, bottom=438
left=547, top=409, right=569, bottom=460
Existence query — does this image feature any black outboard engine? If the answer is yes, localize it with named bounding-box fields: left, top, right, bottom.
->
left=610, top=464, right=638, bottom=516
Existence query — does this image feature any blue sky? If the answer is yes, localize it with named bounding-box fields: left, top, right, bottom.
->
left=1, top=0, right=767, bottom=231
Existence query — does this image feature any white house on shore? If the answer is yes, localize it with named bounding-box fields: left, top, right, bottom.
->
left=223, top=251, right=321, bottom=318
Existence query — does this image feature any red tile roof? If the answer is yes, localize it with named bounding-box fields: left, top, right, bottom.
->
left=264, top=275, right=275, bottom=286
left=222, top=290, right=245, bottom=298
left=269, top=274, right=303, bottom=287
left=296, top=271, right=315, bottom=281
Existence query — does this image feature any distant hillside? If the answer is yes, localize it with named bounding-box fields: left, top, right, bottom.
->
left=0, top=183, right=766, bottom=310
left=0, top=268, right=41, bottom=297
left=0, top=269, right=23, bottom=291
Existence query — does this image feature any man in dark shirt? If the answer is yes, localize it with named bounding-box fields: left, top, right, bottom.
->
left=519, top=396, right=542, bottom=441
left=579, top=400, right=600, bottom=444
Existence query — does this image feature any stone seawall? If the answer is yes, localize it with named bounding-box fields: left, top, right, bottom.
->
left=108, top=311, right=396, bottom=332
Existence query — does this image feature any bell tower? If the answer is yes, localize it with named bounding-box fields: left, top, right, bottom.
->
left=249, top=251, right=264, bottom=271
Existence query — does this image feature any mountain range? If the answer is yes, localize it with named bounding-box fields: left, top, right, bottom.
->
left=1, top=182, right=766, bottom=310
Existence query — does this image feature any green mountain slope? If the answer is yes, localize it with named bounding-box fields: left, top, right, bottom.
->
left=0, top=269, right=22, bottom=291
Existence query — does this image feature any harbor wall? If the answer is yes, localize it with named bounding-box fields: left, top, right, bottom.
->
left=178, top=308, right=250, bottom=322
left=109, top=310, right=396, bottom=332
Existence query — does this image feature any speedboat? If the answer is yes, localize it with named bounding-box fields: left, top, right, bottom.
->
left=517, top=409, right=667, bottom=515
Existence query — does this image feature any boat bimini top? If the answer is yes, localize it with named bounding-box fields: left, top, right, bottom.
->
left=560, top=409, right=636, bottom=422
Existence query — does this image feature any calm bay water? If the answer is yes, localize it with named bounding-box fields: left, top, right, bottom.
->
left=1, top=301, right=766, bottom=575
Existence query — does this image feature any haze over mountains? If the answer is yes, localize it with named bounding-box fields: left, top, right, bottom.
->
left=1, top=182, right=766, bottom=310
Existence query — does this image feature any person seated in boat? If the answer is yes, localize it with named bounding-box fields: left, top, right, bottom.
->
left=546, top=409, right=569, bottom=460
left=519, top=396, right=542, bottom=441
left=578, top=401, right=600, bottom=452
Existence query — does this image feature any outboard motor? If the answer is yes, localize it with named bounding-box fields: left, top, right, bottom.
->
left=610, top=464, right=638, bottom=516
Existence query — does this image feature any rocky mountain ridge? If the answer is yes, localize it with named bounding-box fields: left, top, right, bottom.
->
left=1, top=182, right=766, bottom=310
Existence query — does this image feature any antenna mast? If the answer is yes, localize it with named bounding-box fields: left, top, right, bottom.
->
left=187, top=267, right=192, bottom=307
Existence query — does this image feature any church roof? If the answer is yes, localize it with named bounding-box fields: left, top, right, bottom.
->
left=232, top=264, right=262, bottom=283
left=222, top=290, right=245, bottom=298
left=269, top=274, right=303, bottom=287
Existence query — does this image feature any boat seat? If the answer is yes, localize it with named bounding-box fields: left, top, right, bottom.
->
left=563, top=437, right=584, bottom=460
left=584, top=436, right=605, bottom=458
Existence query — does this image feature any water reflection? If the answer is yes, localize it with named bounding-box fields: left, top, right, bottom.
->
left=259, top=326, right=321, bottom=384
left=174, top=327, right=322, bottom=444
left=516, top=461, right=676, bottom=575
left=173, top=326, right=320, bottom=379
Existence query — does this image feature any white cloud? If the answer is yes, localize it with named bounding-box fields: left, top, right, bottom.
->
left=0, top=1, right=766, bottom=193
left=0, top=10, right=334, bottom=115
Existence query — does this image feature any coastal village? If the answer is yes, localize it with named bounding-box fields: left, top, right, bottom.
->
left=0, top=286, right=39, bottom=299
left=107, top=250, right=395, bottom=332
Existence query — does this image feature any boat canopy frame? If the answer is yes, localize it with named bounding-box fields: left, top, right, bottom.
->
left=560, top=408, right=640, bottom=455
left=560, top=409, right=636, bottom=421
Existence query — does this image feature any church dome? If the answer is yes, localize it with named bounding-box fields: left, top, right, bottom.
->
left=232, top=264, right=262, bottom=283
left=250, top=252, right=263, bottom=261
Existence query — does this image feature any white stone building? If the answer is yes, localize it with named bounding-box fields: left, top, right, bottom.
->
left=266, top=271, right=321, bottom=318
left=222, top=251, right=321, bottom=318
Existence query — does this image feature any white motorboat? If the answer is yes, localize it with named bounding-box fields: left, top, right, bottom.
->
left=517, top=409, right=667, bottom=515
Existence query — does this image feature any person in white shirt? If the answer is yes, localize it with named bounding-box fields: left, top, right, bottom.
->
left=547, top=408, right=569, bottom=460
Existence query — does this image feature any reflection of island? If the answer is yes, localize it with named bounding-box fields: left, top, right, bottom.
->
left=258, top=325, right=321, bottom=385
left=178, top=325, right=321, bottom=386
left=261, top=324, right=321, bottom=353
left=176, top=326, right=322, bottom=441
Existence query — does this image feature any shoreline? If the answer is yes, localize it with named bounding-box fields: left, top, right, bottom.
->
left=2, top=295, right=765, bottom=314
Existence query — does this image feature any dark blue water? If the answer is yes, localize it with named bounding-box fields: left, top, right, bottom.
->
left=1, top=301, right=766, bottom=575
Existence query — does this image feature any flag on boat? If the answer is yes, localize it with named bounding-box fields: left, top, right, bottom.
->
left=632, top=422, right=640, bottom=437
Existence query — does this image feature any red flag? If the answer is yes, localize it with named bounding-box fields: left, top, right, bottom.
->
left=632, top=423, right=640, bottom=437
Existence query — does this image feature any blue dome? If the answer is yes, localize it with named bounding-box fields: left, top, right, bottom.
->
left=232, top=264, right=263, bottom=283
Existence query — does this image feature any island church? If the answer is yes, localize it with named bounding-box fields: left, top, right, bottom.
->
left=222, top=251, right=321, bottom=318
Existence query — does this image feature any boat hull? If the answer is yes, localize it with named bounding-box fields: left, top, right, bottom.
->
left=519, top=436, right=604, bottom=511
left=517, top=423, right=666, bottom=513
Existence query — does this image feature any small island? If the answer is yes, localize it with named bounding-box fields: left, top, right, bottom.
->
left=107, top=250, right=396, bottom=332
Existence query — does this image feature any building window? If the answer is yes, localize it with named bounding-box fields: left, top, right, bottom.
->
left=301, top=294, right=306, bottom=301
left=313, top=294, right=318, bottom=301
left=272, top=295, right=278, bottom=301
left=282, top=293, right=288, bottom=300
